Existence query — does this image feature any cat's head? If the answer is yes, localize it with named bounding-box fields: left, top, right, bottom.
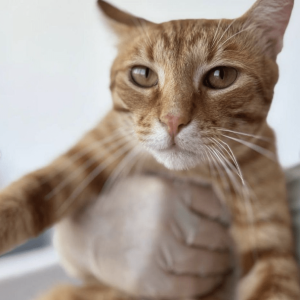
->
left=98, top=0, right=293, bottom=170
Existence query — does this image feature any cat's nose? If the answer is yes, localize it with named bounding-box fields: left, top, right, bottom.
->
left=160, top=114, right=189, bottom=137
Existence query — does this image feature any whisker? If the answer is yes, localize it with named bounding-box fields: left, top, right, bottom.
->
left=209, top=147, right=238, bottom=186
left=102, top=147, right=143, bottom=193
left=203, top=149, right=217, bottom=179
left=209, top=137, right=245, bottom=185
left=212, top=19, right=236, bottom=51
left=45, top=136, right=131, bottom=200
left=209, top=143, right=257, bottom=262
left=212, top=145, right=245, bottom=188
left=206, top=145, right=257, bottom=258
left=221, top=134, right=276, bottom=161
left=208, top=151, right=249, bottom=228
left=57, top=142, right=135, bottom=216
left=215, top=128, right=271, bottom=142
left=211, top=19, right=222, bottom=49
left=206, top=147, right=230, bottom=193
left=210, top=144, right=257, bottom=231
left=217, top=28, right=248, bottom=50
left=42, top=128, right=133, bottom=185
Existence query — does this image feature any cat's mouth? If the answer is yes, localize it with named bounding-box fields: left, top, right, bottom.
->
left=159, top=145, right=196, bottom=156
left=162, top=143, right=178, bottom=151
left=149, top=145, right=200, bottom=171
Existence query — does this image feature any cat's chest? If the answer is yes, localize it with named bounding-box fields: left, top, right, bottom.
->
left=54, top=174, right=230, bottom=296
left=78, top=173, right=229, bottom=229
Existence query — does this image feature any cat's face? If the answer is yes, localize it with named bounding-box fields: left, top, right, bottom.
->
left=99, top=0, right=293, bottom=170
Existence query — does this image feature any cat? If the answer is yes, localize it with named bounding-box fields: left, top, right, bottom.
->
left=0, top=0, right=299, bottom=299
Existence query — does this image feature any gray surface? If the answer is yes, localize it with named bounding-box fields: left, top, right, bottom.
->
left=286, top=165, right=300, bottom=262
left=0, top=265, right=74, bottom=300
left=1, top=231, right=52, bottom=258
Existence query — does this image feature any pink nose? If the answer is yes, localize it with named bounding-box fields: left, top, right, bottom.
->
left=160, top=114, right=187, bottom=136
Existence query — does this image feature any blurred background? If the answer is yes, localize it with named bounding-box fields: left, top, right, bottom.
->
left=0, top=0, right=299, bottom=299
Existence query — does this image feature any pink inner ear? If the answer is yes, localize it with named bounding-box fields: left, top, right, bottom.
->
left=243, top=0, right=294, bottom=56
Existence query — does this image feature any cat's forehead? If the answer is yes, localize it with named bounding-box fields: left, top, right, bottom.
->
left=126, top=18, right=242, bottom=70
left=152, top=20, right=210, bottom=61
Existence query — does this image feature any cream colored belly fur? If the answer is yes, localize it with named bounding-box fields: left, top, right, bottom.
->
left=54, top=175, right=231, bottom=298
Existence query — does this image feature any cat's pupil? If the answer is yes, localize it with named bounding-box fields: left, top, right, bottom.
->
left=214, top=68, right=224, bottom=80
left=145, top=68, right=150, bottom=79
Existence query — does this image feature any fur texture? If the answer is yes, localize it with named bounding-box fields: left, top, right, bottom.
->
left=0, top=0, right=299, bottom=299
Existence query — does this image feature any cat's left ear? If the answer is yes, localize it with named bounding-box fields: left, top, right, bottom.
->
left=97, top=0, right=155, bottom=36
left=241, top=0, right=294, bottom=59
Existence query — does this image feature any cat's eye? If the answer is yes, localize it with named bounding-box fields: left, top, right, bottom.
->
left=204, top=67, right=237, bottom=89
left=130, top=66, right=158, bottom=88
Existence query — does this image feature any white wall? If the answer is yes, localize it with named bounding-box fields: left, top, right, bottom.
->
left=0, top=0, right=299, bottom=188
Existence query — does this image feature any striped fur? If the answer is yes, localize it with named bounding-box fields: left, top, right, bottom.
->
left=0, top=0, right=299, bottom=299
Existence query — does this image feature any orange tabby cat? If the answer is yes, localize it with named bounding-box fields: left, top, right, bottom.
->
left=0, top=0, right=299, bottom=299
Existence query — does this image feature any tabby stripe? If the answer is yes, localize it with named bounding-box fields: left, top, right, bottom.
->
left=246, top=263, right=299, bottom=300
left=241, top=250, right=295, bottom=276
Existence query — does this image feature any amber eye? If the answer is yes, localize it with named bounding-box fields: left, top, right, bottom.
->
left=131, top=66, right=158, bottom=88
left=205, top=67, right=237, bottom=89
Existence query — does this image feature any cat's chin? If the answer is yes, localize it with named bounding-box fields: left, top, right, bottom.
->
left=148, top=148, right=200, bottom=171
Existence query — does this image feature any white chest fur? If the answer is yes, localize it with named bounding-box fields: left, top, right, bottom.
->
left=54, top=175, right=231, bottom=298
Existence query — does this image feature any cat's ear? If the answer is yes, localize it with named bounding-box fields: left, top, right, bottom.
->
left=97, top=0, right=154, bottom=36
left=241, top=0, right=294, bottom=59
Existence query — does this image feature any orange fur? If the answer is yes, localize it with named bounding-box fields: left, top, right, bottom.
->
left=0, top=0, right=299, bottom=299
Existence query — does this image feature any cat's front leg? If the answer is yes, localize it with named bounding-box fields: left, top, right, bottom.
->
left=235, top=221, right=300, bottom=300
left=0, top=110, right=133, bottom=255
left=230, top=156, right=300, bottom=300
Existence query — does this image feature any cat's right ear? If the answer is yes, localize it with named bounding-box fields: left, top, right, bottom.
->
left=240, top=0, right=294, bottom=59
left=97, top=0, right=154, bottom=36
